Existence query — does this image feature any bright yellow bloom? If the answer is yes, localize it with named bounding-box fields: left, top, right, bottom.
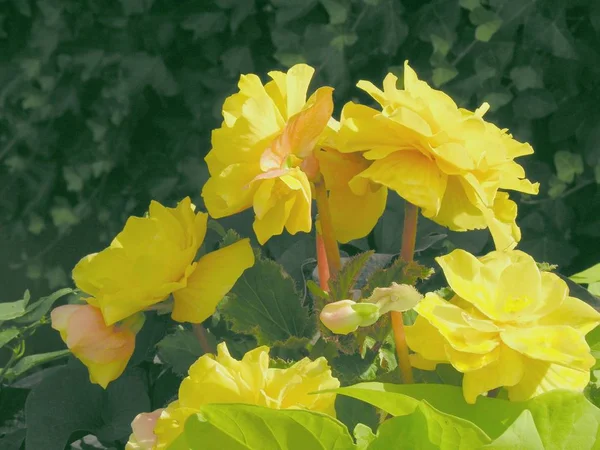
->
left=202, top=64, right=386, bottom=244
left=72, top=197, right=254, bottom=325
left=51, top=304, right=143, bottom=388
left=338, top=61, right=539, bottom=250
left=153, top=342, right=340, bottom=449
left=405, top=249, right=600, bottom=403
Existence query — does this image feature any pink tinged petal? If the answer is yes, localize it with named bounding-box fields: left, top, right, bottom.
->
left=500, top=326, right=595, bottom=371
left=129, top=409, right=165, bottom=449
left=50, top=305, right=80, bottom=335
left=462, top=344, right=525, bottom=404
left=507, top=358, right=590, bottom=402
left=171, top=239, right=255, bottom=323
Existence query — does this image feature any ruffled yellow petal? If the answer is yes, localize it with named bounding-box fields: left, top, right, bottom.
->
left=538, top=296, right=600, bottom=334
left=356, top=151, right=447, bottom=217
left=405, top=315, right=449, bottom=364
left=500, top=326, right=595, bottom=371
left=462, top=344, right=524, bottom=404
left=171, top=239, right=254, bottom=323
left=506, top=358, right=590, bottom=402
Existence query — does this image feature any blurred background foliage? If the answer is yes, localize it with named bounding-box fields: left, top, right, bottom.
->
left=1, top=0, right=599, bottom=301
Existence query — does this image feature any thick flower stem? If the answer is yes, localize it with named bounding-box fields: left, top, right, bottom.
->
left=391, top=201, right=419, bottom=384
left=192, top=324, right=215, bottom=355
left=314, top=177, right=342, bottom=277
left=316, top=228, right=331, bottom=291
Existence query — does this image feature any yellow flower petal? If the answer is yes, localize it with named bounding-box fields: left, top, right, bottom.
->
left=538, top=295, right=600, bottom=334
left=405, top=315, right=449, bottom=364
left=500, top=326, right=595, bottom=371
left=506, top=358, right=590, bottom=402
left=415, top=293, right=499, bottom=354
left=356, top=151, right=447, bottom=217
left=462, top=344, right=524, bottom=404
left=172, top=239, right=254, bottom=323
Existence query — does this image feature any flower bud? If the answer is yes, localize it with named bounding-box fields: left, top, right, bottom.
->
left=367, top=283, right=422, bottom=314
left=320, top=300, right=380, bottom=335
left=51, top=303, right=144, bottom=388
left=125, top=409, right=164, bottom=450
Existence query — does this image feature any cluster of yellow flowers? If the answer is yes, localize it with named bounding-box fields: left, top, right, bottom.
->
left=49, top=61, right=600, bottom=448
left=125, top=343, right=339, bottom=449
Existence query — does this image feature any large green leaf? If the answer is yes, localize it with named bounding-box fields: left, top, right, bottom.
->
left=525, top=390, right=600, bottom=450
left=175, top=404, right=356, bottom=450
left=368, top=401, right=491, bottom=449
left=221, top=256, right=315, bottom=346
left=157, top=327, right=205, bottom=376
left=571, top=264, right=600, bottom=284
left=25, top=364, right=150, bottom=450
left=331, top=382, right=522, bottom=439
left=483, top=410, right=544, bottom=449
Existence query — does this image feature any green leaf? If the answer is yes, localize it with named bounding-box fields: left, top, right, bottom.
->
left=0, top=291, right=30, bottom=321
left=3, top=350, right=70, bottom=382
left=513, top=89, right=558, bottom=119
left=13, top=288, right=74, bottom=324
left=354, top=424, right=376, bottom=450
left=329, top=251, right=374, bottom=302
left=483, top=92, right=513, bottom=111
left=157, top=327, right=205, bottom=376
left=335, top=395, right=379, bottom=434
left=554, top=151, right=584, bottom=184
left=362, top=259, right=432, bottom=297
left=120, top=0, right=154, bottom=15
left=0, top=327, right=20, bottom=348
left=432, top=66, right=458, bottom=87
left=331, top=382, right=522, bottom=439
left=459, top=0, right=479, bottom=10
left=368, top=401, right=491, bottom=449
left=26, top=365, right=151, bottom=450
left=510, top=66, right=543, bottom=91
left=0, top=428, right=26, bottom=450
left=483, top=410, right=544, bottom=449
left=571, top=264, right=600, bottom=284
left=320, top=0, right=349, bottom=25
left=475, top=19, right=502, bottom=42
left=28, top=214, right=45, bottom=235
left=63, top=167, right=84, bottom=192
left=525, top=390, right=600, bottom=450
left=221, top=256, right=315, bottom=345
left=181, top=13, right=228, bottom=40
left=524, top=13, right=578, bottom=60
left=273, top=0, right=318, bottom=25
left=179, top=404, right=355, bottom=450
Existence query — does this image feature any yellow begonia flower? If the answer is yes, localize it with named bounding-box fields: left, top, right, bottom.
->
left=72, top=197, right=254, bottom=325
left=51, top=304, right=144, bottom=388
left=202, top=64, right=386, bottom=244
left=405, top=249, right=600, bottom=404
left=152, top=342, right=340, bottom=449
left=338, top=61, right=539, bottom=250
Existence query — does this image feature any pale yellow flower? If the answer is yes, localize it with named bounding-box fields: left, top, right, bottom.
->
left=51, top=304, right=143, bottom=388
left=153, top=342, right=340, bottom=449
left=405, top=249, right=600, bottom=403
left=72, top=197, right=254, bottom=325
left=338, top=61, right=539, bottom=250
left=202, top=64, right=386, bottom=244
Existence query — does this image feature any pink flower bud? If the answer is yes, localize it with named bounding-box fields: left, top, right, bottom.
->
left=320, top=300, right=379, bottom=335
left=51, top=303, right=144, bottom=388
left=125, top=408, right=164, bottom=450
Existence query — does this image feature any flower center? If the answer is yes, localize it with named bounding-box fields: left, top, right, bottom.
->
left=503, top=296, right=531, bottom=314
